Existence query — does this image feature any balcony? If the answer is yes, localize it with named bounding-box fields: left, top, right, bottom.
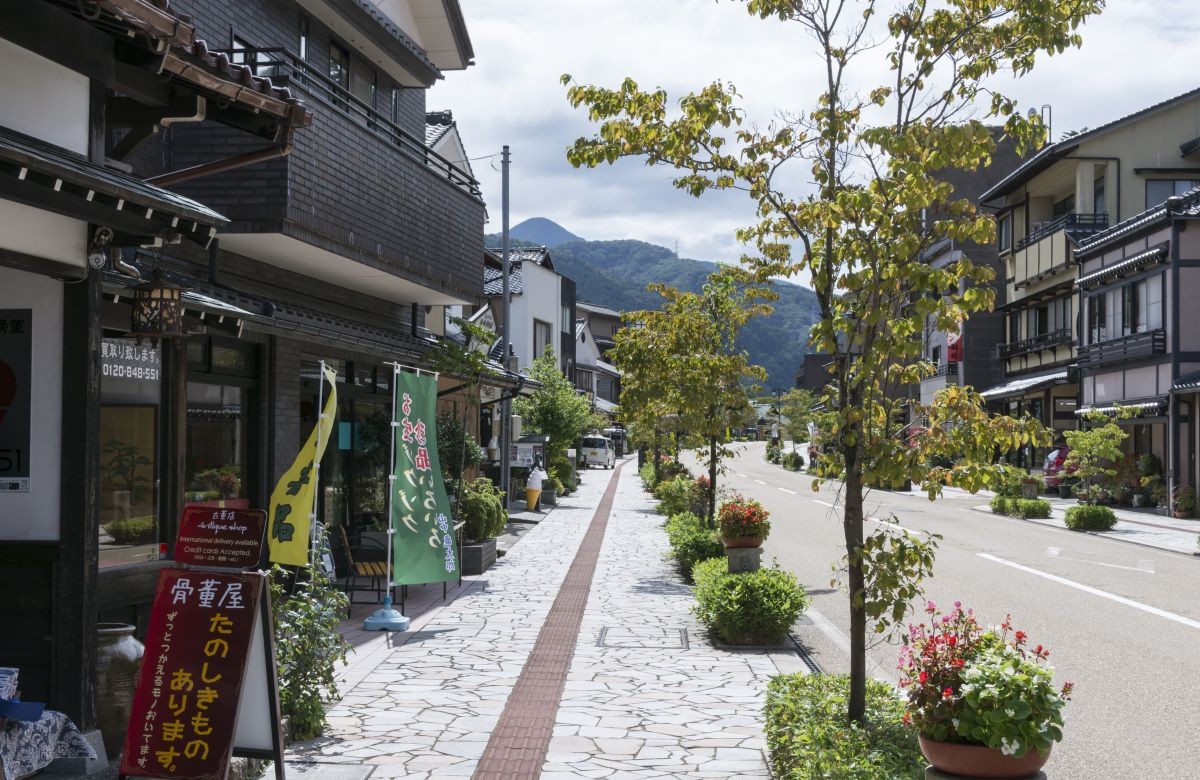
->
left=168, top=47, right=485, bottom=305
left=929, top=362, right=959, bottom=378
left=1078, top=329, right=1166, bottom=367
left=999, top=329, right=1073, bottom=359
left=1012, top=213, right=1107, bottom=291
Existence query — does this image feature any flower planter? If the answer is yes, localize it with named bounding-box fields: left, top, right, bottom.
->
left=461, top=538, right=497, bottom=575
left=721, top=535, right=763, bottom=548
left=919, top=735, right=1050, bottom=779
left=1174, top=510, right=1193, bottom=519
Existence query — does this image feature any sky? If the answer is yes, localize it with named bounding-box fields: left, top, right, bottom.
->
left=429, top=0, right=1200, bottom=283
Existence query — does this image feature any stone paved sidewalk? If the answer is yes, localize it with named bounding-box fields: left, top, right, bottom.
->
left=285, top=460, right=802, bottom=778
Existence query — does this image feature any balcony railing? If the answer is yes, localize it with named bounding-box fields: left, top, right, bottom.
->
left=1016, top=212, right=1108, bottom=249
left=999, top=328, right=1072, bottom=359
left=928, top=362, right=959, bottom=378
left=212, top=47, right=481, bottom=197
left=1078, top=328, right=1166, bottom=367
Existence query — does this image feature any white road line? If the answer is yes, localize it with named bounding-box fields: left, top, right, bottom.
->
left=978, top=553, right=1199, bottom=630
left=867, top=517, right=918, bottom=537
left=737, top=472, right=748, bottom=478
left=754, top=479, right=768, bottom=485
left=813, top=499, right=836, bottom=508
left=778, top=487, right=797, bottom=495
left=1044, top=547, right=1154, bottom=574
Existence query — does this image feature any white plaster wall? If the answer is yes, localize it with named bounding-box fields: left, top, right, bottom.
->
left=0, top=37, right=88, bottom=154
left=0, top=200, right=87, bottom=270
left=1180, top=269, right=1200, bottom=352
left=0, top=266, right=62, bottom=540
left=372, top=0, right=424, bottom=46
left=520, top=263, right=563, bottom=371
left=1125, top=365, right=1159, bottom=398
left=1093, top=371, right=1123, bottom=403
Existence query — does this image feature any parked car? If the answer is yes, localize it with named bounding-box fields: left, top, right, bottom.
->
left=581, top=435, right=616, bottom=469
left=1043, top=445, right=1073, bottom=488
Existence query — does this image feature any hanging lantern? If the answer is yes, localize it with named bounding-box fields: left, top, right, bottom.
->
left=130, top=268, right=185, bottom=345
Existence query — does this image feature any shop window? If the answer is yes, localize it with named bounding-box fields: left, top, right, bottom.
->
left=185, top=382, right=251, bottom=508
left=99, top=338, right=162, bottom=569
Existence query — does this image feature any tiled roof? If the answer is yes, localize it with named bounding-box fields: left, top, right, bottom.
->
left=484, top=263, right=524, bottom=296
left=577, top=301, right=622, bottom=318
left=347, top=0, right=440, bottom=78
left=1076, top=396, right=1167, bottom=416
left=1076, top=246, right=1168, bottom=288
left=1077, top=186, right=1200, bottom=256
left=980, top=85, right=1200, bottom=203
left=426, top=111, right=455, bottom=147
left=1174, top=369, right=1200, bottom=394
left=979, top=370, right=1070, bottom=400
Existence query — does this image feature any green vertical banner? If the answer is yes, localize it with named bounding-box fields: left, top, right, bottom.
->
left=390, top=371, right=459, bottom=584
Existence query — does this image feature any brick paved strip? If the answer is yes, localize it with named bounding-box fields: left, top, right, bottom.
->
left=472, top=462, right=628, bottom=780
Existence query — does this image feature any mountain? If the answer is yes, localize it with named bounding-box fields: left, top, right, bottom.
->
left=486, top=221, right=820, bottom=388
left=509, top=217, right=584, bottom=247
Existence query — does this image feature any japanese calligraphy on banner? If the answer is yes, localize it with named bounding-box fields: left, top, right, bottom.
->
left=0, top=309, right=31, bottom=493
left=120, top=570, right=264, bottom=779
left=390, top=371, right=459, bottom=585
left=175, top=508, right=266, bottom=569
left=267, top=365, right=337, bottom=566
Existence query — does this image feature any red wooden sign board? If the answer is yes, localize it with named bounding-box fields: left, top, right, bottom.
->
left=119, top=570, right=266, bottom=779
left=174, top=507, right=267, bottom=569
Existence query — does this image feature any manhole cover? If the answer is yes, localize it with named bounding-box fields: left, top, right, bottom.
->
left=596, top=626, right=689, bottom=649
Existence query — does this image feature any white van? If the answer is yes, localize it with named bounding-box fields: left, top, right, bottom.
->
left=581, top=435, right=615, bottom=469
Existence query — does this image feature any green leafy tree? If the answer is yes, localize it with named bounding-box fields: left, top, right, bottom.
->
left=613, top=267, right=771, bottom=522
left=778, top=388, right=817, bottom=442
left=1064, top=407, right=1131, bottom=503
left=563, top=0, right=1093, bottom=721
left=515, top=350, right=599, bottom=463
left=430, top=317, right=495, bottom=512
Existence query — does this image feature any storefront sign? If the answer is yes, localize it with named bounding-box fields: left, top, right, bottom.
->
left=120, top=570, right=264, bottom=779
left=101, top=337, right=161, bottom=382
left=510, top=442, right=544, bottom=468
left=0, top=309, right=31, bottom=492
left=391, top=370, right=460, bottom=585
left=175, top=508, right=266, bottom=569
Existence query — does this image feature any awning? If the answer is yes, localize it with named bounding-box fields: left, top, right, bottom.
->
left=0, top=126, right=226, bottom=247
left=1077, top=246, right=1167, bottom=289
left=596, top=360, right=621, bottom=377
left=594, top=397, right=619, bottom=414
left=979, top=370, right=1070, bottom=400
left=1173, top=369, right=1200, bottom=394
left=1075, top=396, right=1167, bottom=417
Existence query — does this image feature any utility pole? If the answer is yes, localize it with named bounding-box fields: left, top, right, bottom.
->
left=500, top=146, right=512, bottom=505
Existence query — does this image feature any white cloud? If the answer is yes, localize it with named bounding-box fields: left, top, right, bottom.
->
left=431, top=0, right=1198, bottom=281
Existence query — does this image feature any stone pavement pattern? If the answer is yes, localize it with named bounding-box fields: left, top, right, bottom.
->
left=286, top=459, right=801, bottom=778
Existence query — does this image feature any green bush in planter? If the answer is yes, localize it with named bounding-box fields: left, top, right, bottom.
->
left=1064, top=504, right=1117, bottom=531
left=989, top=496, right=1051, bottom=519
left=654, top=475, right=698, bottom=517
left=459, top=478, right=507, bottom=541
left=542, top=476, right=561, bottom=495
left=764, top=673, right=922, bottom=780
left=780, top=450, right=804, bottom=471
left=106, top=516, right=157, bottom=545
left=692, top=558, right=809, bottom=645
left=664, top=512, right=724, bottom=582
left=639, top=461, right=658, bottom=491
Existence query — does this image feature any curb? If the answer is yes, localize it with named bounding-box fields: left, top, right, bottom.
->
left=969, top=504, right=1199, bottom=559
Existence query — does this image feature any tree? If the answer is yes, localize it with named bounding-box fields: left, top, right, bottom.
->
left=564, top=0, right=1093, bottom=722
left=1064, top=407, right=1131, bottom=503
left=514, top=350, right=598, bottom=465
left=430, top=317, right=494, bottom=512
left=613, top=267, right=771, bottom=523
left=778, top=388, right=817, bottom=442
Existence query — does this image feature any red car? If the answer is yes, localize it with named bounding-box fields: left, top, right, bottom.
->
left=1042, top=445, right=1073, bottom=488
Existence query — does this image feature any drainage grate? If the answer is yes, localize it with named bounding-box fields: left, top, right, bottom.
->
left=596, top=626, right=689, bottom=650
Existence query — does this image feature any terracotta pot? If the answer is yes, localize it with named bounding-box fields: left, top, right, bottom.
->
left=721, top=535, right=764, bottom=549
left=96, top=623, right=145, bottom=757
left=1174, top=510, right=1193, bottom=519
left=919, top=734, right=1050, bottom=779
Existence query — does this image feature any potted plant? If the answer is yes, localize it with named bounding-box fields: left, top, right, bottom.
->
left=1019, top=475, right=1041, bottom=500
left=900, top=602, right=1073, bottom=778
left=459, top=478, right=507, bottom=575
left=541, top=475, right=560, bottom=507
left=717, top=494, right=771, bottom=548
left=1173, top=485, right=1196, bottom=519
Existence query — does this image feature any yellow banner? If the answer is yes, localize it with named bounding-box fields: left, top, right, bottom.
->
left=268, top=365, right=337, bottom=566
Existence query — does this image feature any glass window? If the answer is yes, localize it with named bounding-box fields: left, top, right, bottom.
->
left=185, top=382, right=251, bottom=508
left=1093, top=175, right=1105, bottom=216
left=1147, top=179, right=1200, bottom=207
left=299, top=15, right=309, bottom=61
left=350, top=59, right=375, bottom=109
left=1052, top=194, right=1074, bottom=218
left=534, top=319, right=552, bottom=359
left=1009, top=313, right=1020, bottom=343
left=1147, top=273, right=1163, bottom=330
left=1089, top=293, right=1106, bottom=344
left=997, top=212, right=1011, bottom=252
left=100, top=338, right=162, bottom=569
left=212, top=343, right=248, bottom=374
left=329, top=43, right=350, bottom=110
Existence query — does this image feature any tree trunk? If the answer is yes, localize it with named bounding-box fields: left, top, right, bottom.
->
left=708, top=435, right=718, bottom=528
left=653, top=430, right=662, bottom=484
left=843, top=454, right=867, bottom=724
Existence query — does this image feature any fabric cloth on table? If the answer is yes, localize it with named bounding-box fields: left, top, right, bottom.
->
left=0, top=711, right=97, bottom=780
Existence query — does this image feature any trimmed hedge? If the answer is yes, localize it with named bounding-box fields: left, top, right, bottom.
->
left=989, top=496, right=1052, bottom=519
left=639, top=461, right=658, bottom=490
left=654, top=475, right=698, bottom=517
left=764, top=674, right=923, bottom=780
left=106, top=516, right=156, bottom=545
left=664, top=512, right=724, bottom=582
left=692, top=558, right=809, bottom=645
left=1064, top=504, right=1118, bottom=531
left=780, top=451, right=804, bottom=471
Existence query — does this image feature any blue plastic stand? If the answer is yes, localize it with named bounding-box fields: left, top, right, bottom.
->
left=363, top=594, right=410, bottom=631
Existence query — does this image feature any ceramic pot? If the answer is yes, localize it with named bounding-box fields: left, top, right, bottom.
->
left=721, top=535, right=764, bottom=549
left=96, top=623, right=145, bottom=757
left=918, top=734, right=1050, bottom=779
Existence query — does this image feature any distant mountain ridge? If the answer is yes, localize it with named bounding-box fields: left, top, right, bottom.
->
left=486, top=219, right=820, bottom=387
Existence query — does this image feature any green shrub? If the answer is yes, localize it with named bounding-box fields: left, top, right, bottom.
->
left=659, top=458, right=690, bottom=480
left=459, top=478, right=507, bottom=540
left=765, top=673, right=923, bottom=780
left=665, top=512, right=724, bottom=582
left=550, top=455, right=577, bottom=492
left=989, top=496, right=1051, bottom=519
left=639, top=461, right=658, bottom=490
left=654, top=475, right=698, bottom=517
left=541, top=476, right=561, bottom=494
left=1064, top=504, right=1117, bottom=531
left=692, top=558, right=809, bottom=645
left=780, top=450, right=804, bottom=471
left=106, top=516, right=156, bottom=545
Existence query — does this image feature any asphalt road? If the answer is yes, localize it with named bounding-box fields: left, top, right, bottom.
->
left=682, top=441, right=1200, bottom=780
